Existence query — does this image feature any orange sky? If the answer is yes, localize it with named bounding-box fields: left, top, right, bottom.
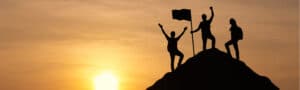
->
left=0, top=0, right=298, bottom=90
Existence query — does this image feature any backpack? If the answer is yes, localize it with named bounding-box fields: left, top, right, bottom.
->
left=231, top=26, right=243, bottom=40
left=236, top=27, right=243, bottom=40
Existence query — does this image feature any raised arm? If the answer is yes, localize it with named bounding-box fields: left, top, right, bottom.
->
left=177, top=27, right=187, bottom=39
left=158, top=23, right=170, bottom=39
left=208, top=6, right=214, bottom=23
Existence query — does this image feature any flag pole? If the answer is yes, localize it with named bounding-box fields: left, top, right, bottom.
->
left=190, top=16, right=195, bottom=56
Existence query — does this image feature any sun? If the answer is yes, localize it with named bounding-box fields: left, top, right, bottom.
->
left=94, top=71, right=119, bottom=90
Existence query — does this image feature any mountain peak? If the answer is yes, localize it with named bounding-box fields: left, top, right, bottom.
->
left=147, top=48, right=279, bottom=90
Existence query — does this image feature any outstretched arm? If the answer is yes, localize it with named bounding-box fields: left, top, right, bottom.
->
left=158, top=23, right=170, bottom=39
left=208, top=6, right=214, bottom=23
left=191, top=24, right=201, bottom=34
left=177, top=27, right=187, bottom=39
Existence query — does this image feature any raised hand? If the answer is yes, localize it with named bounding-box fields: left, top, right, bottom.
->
left=158, top=23, right=163, bottom=28
left=184, top=27, right=188, bottom=31
left=210, top=6, right=213, bottom=10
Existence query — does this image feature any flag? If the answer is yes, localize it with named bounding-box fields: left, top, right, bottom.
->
left=172, top=9, right=191, bottom=21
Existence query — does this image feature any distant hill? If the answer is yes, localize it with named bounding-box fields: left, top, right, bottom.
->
left=147, top=48, right=279, bottom=90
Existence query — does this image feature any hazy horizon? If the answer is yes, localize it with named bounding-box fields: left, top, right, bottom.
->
left=0, top=0, right=298, bottom=90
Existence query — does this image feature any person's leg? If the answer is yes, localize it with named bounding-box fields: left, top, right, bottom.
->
left=202, top=36, right=207, bottom=51
left=176, top=50, right=184, bottom=68
left=225, top=40, right=233, bottom=57
left=170, top=53, right=175, bottom=72
left=210, top=35, right=216, bottom=48
left=233, top=41, right=239, bottom=60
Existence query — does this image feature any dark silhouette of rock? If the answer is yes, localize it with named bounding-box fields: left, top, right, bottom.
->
left=147, top=48, right=279, bottom=90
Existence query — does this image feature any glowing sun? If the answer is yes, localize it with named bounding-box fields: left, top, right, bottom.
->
left=94, top=71, right=119, bottom=90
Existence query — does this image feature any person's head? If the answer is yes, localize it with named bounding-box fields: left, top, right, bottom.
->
left=202, top=14, right=207, bottom=21
left=170, top=31, right=175, bottom=38
left=230, top=18, right=237, bottom=26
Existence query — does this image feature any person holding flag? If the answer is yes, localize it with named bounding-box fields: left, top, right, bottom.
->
left=158, top=23, right=187, bottom=72
left=191, top=6, right=216, bottom=51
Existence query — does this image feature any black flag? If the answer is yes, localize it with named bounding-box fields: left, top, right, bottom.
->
left=172, top=9, right=191, bottom=21
left=172, top=8, right=195, bottom=55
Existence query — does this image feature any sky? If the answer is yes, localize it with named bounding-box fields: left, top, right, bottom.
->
left=0, top=0, right=298, bottom=90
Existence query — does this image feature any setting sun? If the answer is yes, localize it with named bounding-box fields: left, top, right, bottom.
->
left=94, top=71, right=119, bottom=90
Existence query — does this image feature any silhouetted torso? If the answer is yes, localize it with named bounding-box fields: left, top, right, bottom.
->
left=190, top=7, right=216, bottom=51
left=200, top=21, right=213, bottom=36
left=158, top=23, right=186, bottom=72
left=167, top=38, right=179, bottom=52
left=230, top=26, right=243, bottom=41
left=225, top=18, right=243, bottom=60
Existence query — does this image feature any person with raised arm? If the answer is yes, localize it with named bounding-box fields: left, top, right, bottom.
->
left=158, top=23, right=187, bottom=72
left=191, top=6, right=216, bottom=51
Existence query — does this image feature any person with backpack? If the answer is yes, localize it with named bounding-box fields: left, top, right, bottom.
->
left=225, top=18, right=243, bottom=60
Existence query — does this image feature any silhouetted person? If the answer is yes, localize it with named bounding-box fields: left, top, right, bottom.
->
left=191, top=6, right=216, bottom=51
left=158, top=23, right=187, bottom=72
left=225, top=18, right=243, bottom=60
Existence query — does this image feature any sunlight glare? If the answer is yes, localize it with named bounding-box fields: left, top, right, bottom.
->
left=94, top=71, right=118, bottom=90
